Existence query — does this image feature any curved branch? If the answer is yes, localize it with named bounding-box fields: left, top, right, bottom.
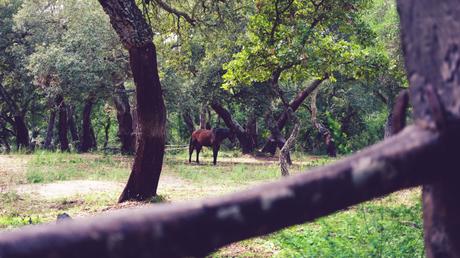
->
left=154, top=0, right=196, bottom=25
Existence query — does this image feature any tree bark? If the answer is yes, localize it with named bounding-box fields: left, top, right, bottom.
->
left=103, top=116, right=111, bottom=149
left=13, top=114, right=29, bottom=150
left=113, top=84, right=134, bottom=154
left=211, top=101, right=255, bottom=154
left=99, top=0, right=166, bottom=202
left=67, top=106, right=79, bottom=146
left=131, top=106, right=139, bottom=151
left=181, top=111, right=195, bottom=135
left=199, top=104, right=207, bottom=129
left=280, top=111, right=299, bottom=176
left=43, top=110, right=56, bottom=150
left=389, top=89, right=409, bottom=136
left=56, top=95, right=69, bottom=152
left=310, top=90, right=337, bottom=157
left=261, top=109, right=287, bottom=156
left=397, top=0, right=460, bottom=256
left=80, top=96, right=96, bottom=152
left=246, top=113, right=258, bottom=148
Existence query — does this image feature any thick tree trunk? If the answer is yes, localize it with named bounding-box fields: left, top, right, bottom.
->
left=113, top=84, right=134, bottom=154
left=262, top=78, right=326, bottom=153
left=310, top=90, right=337, bottom=157
left=99, top=0, right=166, bottom=202
left=14, top=114, right=29, bottom=149
left=397, top=0, right=460, bottom=256
left=56, top=95, right=69, bottom=152
left=117, top=42, right=166, bottom=202
left=211, top=101, right=255, bottom=154
left=80, top=96, right=96, bottom=152
left=131, top=106, right=139, bottom=151
left=67, top=106, right=79, bottom=146
left=44, top=110, right=56, bottom=150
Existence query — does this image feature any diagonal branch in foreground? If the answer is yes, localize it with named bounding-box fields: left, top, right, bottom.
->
left=0, top=125, right=457, bottom=258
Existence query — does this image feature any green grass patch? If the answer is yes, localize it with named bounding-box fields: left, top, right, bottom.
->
left=269, top=201, right=423, bottom=257
left=25, top=151, right=130, bottom=183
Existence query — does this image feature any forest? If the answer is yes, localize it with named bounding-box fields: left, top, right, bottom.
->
left=1, top=0, right=457, bottom=257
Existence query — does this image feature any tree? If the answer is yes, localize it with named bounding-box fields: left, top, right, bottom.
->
left=98, top=0, right=166, bottom=202
left=0, top=0, right=38, bottom=150
left=223, top=0, right=388, bottom=155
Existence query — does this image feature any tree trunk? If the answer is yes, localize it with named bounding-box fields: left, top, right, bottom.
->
left=182, top=111, right=195, bottom=135
left=113, top=84, right=134, bottom=154
left=280, top=111, right=299, bottom=176
left=389, top=89, right=409, bottom=136
left=56, top=95, right=69, bottom=152
left=261, top=78, right=326, bottom=153
left=103, top=116, right=111, bottom=149
left=14, top=114, right=29, bottom=150
left=397, top=0, right=460, bottom=256
left=80, top=96, right=96, bottom=152
left=131, top=106, right=139, bottom=151
left=99, top=0, right=166, bottom=202
left=44, top=110, right=56, bottom=150
left=246, top=113, right=258, bottom=148
left=261, top=109, right=287, bottom=155
left=67, top=106, right=79, bottom=146
left=384, top=113, right=392, bottom=138
left=211, top=101, right=255, bottom=154
left=310, top=90, right=337, bottom=157
left=199, top=104, right=208, bottom=129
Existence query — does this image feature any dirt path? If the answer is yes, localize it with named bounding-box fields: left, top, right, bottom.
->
left=0, top=155, right=30, bottom=192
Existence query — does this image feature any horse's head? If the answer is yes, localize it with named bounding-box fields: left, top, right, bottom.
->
left=213, top=128, right=236, bottom=143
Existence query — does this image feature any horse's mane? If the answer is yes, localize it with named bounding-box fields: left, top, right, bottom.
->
left=212, top=127, right=230, bottom=134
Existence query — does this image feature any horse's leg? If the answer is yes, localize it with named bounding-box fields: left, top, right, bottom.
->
left=189, top=139, right=194, bottom=163
left=212, top=144, right=220, bottom=165
left=196, top=145, right=202, bottom=164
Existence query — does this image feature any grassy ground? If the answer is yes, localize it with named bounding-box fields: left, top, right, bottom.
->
left=0, top=149, right=423, bottom=257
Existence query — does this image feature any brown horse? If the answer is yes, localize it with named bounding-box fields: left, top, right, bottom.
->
left=189, top=128, right=235, bottom=165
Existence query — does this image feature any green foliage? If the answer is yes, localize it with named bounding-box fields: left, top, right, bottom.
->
left=271, top=200, right=423, bottom=257
left=222, top=0, right=387, bottom=89
left=325, top=111, right=351, bottom=154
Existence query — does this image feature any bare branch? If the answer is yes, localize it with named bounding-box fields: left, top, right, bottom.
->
left=153, top=0, right=196, bottom=26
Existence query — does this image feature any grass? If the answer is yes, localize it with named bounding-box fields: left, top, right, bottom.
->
left=0, top=150, right=423, bottom=256
left=26, top=151, right=131, bottom=183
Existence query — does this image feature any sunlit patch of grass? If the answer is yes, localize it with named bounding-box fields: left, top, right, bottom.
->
left=25, top=151, right=131, bottom=183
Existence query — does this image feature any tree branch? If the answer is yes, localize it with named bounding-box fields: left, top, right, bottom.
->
left=153, top=0, right=196, bottom=25
left=0, top=125, right=456, bottom=258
